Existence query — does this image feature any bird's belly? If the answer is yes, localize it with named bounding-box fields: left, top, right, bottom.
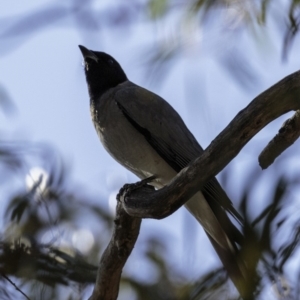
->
left=95, top=112, right=176, bottom=186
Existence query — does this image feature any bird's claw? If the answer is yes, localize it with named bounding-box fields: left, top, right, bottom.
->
left=117, top=176, right=156, bottom=202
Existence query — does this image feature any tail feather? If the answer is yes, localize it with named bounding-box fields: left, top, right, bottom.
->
left=185, top=193, right=250, bottom=298
left=206, top=234, right=249, bottom=298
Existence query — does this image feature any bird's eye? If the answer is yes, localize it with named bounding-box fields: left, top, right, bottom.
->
left=107, top=59, right=114, bottom=65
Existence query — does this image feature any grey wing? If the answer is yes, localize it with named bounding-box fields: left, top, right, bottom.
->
left=114, top=82, right=243, bottom=229
left=114, top=82, right=202, bottom=171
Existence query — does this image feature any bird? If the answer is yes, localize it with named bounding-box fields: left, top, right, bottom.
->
left=79, top=45, right=247, bottom=296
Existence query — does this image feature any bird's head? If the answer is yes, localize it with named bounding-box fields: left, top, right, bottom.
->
left=79, top=45, right=127, bottom=100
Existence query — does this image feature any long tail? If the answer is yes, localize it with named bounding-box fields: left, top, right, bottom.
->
left=206, top=235, right=250, bottom=298
left=184, top=193, right=250, bottom=299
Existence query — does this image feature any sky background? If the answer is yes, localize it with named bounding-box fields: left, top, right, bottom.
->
left=1, top=0, right=300, bottom=298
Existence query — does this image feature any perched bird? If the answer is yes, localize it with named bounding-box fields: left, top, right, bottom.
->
left=79, top=45, right=247, bottom=295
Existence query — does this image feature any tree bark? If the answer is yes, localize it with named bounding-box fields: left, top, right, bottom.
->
left=259, top=109, right=300, bottom=168
left=89, top=202, right=141, bottom=300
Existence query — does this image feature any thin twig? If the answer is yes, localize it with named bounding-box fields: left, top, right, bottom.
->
left=1, top=273, right=31, bottom=300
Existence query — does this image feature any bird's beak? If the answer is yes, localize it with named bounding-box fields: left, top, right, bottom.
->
left=78, top=45, right=98, bottom=62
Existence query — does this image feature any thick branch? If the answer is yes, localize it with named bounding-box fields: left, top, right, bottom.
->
left=259, top=110, right=300, bottom=169
left=89, top=202, right=141, bottom=300
left=120, top=70, right=300, bottom=218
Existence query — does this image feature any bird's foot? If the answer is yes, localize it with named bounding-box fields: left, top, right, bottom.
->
left=117, top=176, right=156, bottom=203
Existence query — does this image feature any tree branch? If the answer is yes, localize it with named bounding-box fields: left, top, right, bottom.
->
left=259, top=110, right=300, bottom=169
left=1, top=273, right=31, bottom=300
left=89, top=202, right=141, bottom=300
